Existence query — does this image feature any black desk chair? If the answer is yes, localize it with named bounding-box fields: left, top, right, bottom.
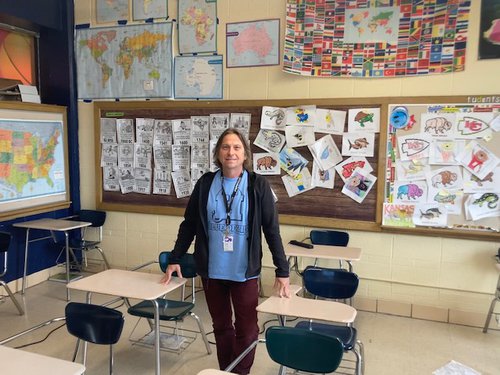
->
left=309, top=229, right=349, bottom=269
left=65, top=302, right=124, bottom=375
left=0, top=231, right=24, bottom=315
left=127, top=251, right=211, bottom=354
left=69, top=209, right=110, bottom=271
left=225, top=326, right=344, bottom=374
left=295, top=266, right=364, bottom=375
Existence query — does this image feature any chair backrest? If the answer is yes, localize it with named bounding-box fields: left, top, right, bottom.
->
left=78, top=210, right=106, bottom=228
left=303, top=267, right=359, bottom=300
left=65, top=302, right=124, bottom=345
left=0, top=231, right=11, bottom=254
left=310, top=230, right=349, bottom=247
left=265, top=326, right=343, bottom=373
left=159, top=251, right=197, bottom=278
left=0, top=231, right=12, bottom=277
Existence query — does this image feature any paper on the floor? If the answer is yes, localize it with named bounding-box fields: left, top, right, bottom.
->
left=433, top=360, right=481, bottom=375
left=142, top=332, right=186, bottom=350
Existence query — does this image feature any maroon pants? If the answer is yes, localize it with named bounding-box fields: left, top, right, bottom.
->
left=202, top=278, right=259, bottom=375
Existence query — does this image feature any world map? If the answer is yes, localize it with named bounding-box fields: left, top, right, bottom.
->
left=76, top=23, right=172, bottom=99
left=174, top=55, right=223, bottom=99
left=344, top=8, right=399, bottom=44
left=0, top=120, right=66, bottom=203
left=226, top=19, right=280, bottom=67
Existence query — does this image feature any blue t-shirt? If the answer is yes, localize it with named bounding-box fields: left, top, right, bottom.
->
left=207, top=170, right=249, bottom=281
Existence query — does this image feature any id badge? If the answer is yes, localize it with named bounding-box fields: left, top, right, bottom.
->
left=223, top=234, right=234, bottom=252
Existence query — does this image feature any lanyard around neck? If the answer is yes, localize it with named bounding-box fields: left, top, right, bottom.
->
left=221, top=172, right=243, bottom=226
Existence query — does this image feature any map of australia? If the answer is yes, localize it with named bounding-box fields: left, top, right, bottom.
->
left=76, top=23, right=172, bottom=99
left=227, top=20, right=280, bottom=67
left=0, top=120, right=66, bottom=202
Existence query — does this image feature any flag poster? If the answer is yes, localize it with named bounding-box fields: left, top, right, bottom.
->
left=283, top=0, right=471, bottom=77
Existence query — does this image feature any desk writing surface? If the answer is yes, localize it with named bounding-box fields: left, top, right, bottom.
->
left=285, top=243, right=362, bottom=262
left=67, top=269, right=186, bottom=300
left=197, top=370, right=234, bottom=375
left=257, top=285, right=357, bottom=324
left=13, top=218, right=91, bottom=231
left=0, top=345, right=85, bottom=375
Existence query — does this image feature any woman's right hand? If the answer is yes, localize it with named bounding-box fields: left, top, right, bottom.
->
left=160, top=264, right=183, bottom=285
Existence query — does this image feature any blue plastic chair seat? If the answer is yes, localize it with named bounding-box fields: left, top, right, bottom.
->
left=295, top=321, right=357, bottom=351
left=128, top=299, right=194, bottom=321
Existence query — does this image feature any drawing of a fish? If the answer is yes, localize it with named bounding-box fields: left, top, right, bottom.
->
left=349, top=137, right=369, bottom=149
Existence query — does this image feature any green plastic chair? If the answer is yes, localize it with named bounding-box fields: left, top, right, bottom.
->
left=265, top=326, right=344, bottom=374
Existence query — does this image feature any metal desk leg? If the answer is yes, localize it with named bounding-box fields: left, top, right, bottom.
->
left=153, top=299, right=161, bottom=375
left=22, top=228, right=30, bottom=294
left=82, top=292, right=92, bottom=366
left=64, top=231, right=71, bottom=301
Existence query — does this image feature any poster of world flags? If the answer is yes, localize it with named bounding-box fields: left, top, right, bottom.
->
left=283, top=0, right=471, bottom=77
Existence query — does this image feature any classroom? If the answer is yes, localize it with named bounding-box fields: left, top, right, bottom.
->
left=0, top=0, right=499, bottom=374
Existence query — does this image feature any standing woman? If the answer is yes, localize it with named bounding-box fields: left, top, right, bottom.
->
left=161, top=128, right=290, bottom=375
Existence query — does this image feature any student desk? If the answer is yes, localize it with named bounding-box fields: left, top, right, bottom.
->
left=13, top=218, right=91, bottom=300
left=197, top=370, right=233, bottom=375
left=256, top=284, right=357, bottom=325
left=67, top=269, right=186, bottom=375
left=285, top=243, right=362, bottom=273
left=0, top=345, right=85, bottom=374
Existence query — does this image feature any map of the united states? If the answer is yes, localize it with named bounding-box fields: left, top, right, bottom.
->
left=0, top=121, right=63, bottom=201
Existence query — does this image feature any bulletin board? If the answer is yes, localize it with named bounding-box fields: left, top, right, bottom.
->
left=94, top=98, right=383, bottom=232
left=382, top=96, right=499, bottom=240
left=93, top=96, right=500, bottom=240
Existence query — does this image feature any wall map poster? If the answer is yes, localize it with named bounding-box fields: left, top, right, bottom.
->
left=0, top=103, right=70, bottom=220
left=283, top=0, right=471, bottom=77
left=76, top=22, right=173, bottom=99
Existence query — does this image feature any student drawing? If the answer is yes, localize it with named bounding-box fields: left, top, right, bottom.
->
left=466, top=193, right=500, bottom=220
left=311, top=161, right=334, bottom=189
left=260, top=106, right=286, bottom=130
left=308, top=135, right=342, bottom=171
left=394, top=180, right=427, bottom=204
left=455, top=113, right=493, bottom=139
left=413, top=203, right=447, bottom=227
left=341, top=132, right=375, bottom=157
left=420, top=113, right=455, bottom=137
left=285, top=105, right=316, bottom=126
left=429, top=138, right=464, bottom=165
left=427, top=166, right=463, bottom=190
left=279, top=147, right=308, bottom=178
left=253, top=153, right=280, bottom=175
left=253, top=129, right=286, bottom=153
left=397, top=133, right=431, bottom=161
left=347, top=108, right=380, bottom=133
left=315, top=108, right=346, bottom=134
left=285, top=125, right=315, bottom=147
left=335, top=156, right=373, bottom=182
left=382, top=203, right=415, bottom=228
left=282, top=168, right=313, bottom=197
left=395, top=159, right=429, bottom=181
left=341, top=167, right=376, bottom=203
left=463, top=167, right=499, bottom=193
left=457, top=141, right=499, bottom=180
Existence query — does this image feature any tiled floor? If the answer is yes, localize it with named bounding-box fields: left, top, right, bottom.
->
left=1, top=277, right=499, bottom=375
